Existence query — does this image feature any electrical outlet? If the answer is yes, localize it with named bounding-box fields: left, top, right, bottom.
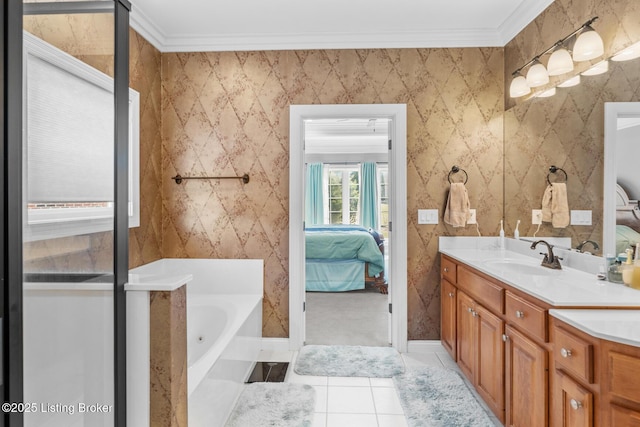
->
left=468, top=209, right=477, bottom=224
left=532, top=209, right=543, bottom=225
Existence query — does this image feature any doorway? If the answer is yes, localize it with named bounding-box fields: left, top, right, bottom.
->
left=289, top=104, right=407, bottom=353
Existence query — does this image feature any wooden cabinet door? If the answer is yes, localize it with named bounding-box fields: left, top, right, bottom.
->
left=505, top=325, right=548, bottom=427
left=476, top=304, right=505, bottom=423
left=441, top=279, right=457, bottom=360
left=555, top=370, right=593, bottom=427
left=457, top=290, right=476, bottom=383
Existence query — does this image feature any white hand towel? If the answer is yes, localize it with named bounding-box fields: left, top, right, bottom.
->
left=541, top=185, right=553, bottom=223
left=444, top=182, right=470, bottom=228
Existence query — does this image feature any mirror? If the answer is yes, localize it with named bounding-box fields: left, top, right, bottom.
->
left=603, top=102, right=640, bottom=257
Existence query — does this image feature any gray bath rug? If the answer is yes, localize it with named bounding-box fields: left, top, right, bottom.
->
left=225, top=382, right=315, bottom=427
left=294, top=344, right=405, bottom=377
left=393, top=366, right=494, bottom=427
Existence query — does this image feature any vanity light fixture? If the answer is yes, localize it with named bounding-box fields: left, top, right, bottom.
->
left=611, top=41, right=640, bottom=62
left=509, top=17, right=602, bottom=99
left=547, top=46, right=574, bottom=76
left=581, top=60, right=609, bottom=76
left=557, top=75, right=580, bottom=88
left=526, top=58, right=550, bottom=87
left=572, top=22, right=605, bottom=62
left=509, top=72, right=531, bottom=98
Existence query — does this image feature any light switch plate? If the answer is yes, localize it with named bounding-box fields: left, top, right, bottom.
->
left=570, top=210, right=592, bottom=226
left=418, top=209, right=438, bottom=225
left=468, top=209, right=477, bottom=224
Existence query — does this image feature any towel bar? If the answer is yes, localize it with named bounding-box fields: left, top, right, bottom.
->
left=171, top=173, right=250, bottom=184
left=448, top=166, right=468, bottom=184
left=547, top=166, right=567, bottom=184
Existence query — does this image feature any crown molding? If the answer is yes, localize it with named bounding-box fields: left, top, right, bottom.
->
left=131, top=1, right=551, bottom=53
left=497, top=0, right=555, bottom=45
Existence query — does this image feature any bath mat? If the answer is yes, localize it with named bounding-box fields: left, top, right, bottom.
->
left=225, top=382, right=315, bottom=427
left=294, top=344, right=405, bottom=377
left=393, top=366, right=494, bottom=427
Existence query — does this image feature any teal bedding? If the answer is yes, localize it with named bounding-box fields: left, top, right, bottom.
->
left=305, top=225, right=384, bottom=292
left=616, top=224, right=640, bottom=255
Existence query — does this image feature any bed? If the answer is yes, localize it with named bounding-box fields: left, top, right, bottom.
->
left=305, top=225, right=385, bottom=292
left=615, top=183, right=640, bottom=254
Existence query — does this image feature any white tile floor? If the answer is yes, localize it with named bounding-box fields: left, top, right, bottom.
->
left=259, top=346, right=503, bottom=427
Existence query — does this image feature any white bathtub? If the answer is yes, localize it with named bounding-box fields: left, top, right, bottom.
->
left=127, top=258, right=263, bottom=427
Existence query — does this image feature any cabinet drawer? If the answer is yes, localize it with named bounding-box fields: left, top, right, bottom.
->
left=505, top=291, right=547, bottom=342
left=441, top=256, right=457, bottom=284
left=554, top=326, right=594, bottom=384
left=611, top=404, right=640, bottom=427
left=457, top=267, right=503, bottom=314
left=609, top=351, right=640, bottom=405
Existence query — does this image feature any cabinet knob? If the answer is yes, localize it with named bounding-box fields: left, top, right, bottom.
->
left=472, top=311, right=479, bottom=317
left=444, top=267, right=449, bottom=272
left=515, top=310, right=525, bottom=318
left=560, top=348, right=572, bottom=358
left=570, top=399, right=582, bottom=410
left=502, top=334, right=509, bottom=342
left=448, top=292, right=455, bottom=298
left=468, top=307, right=473, bottom=313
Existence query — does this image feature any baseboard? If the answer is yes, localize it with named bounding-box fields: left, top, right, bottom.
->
left=407, top=340, right=446, bottom=354
left=260, top=337, right=291, bottom=352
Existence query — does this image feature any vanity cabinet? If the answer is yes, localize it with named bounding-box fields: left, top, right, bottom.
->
left=601, top=338, right=640, bottom=426
left=440, top=278, right=457, bottom=359
left=550, top=318, right=599, bottom=427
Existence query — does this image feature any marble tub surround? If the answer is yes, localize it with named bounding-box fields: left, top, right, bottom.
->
left=550, top=309, right=640, bottom=348
left=150, top=286, right=188, bottom=427
left=439, top=237, right=640, bottom=306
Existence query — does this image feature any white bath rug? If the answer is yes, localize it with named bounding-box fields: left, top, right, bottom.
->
left=294, top=344, right=405, bottom=377
left=393, top=366, right=494, bottom=427
left=225, top=382, right=315, bottom=427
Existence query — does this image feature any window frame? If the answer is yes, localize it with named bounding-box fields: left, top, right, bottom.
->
left=323, top=164, right=360, bottom=225
left=22, top=31, right=140, bottom=242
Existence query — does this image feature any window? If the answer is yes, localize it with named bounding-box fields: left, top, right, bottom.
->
left=23, top=32, right=140, bottom=242
left=325, top=166, right=360, bottom=225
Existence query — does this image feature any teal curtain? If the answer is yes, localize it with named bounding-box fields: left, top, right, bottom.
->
left=305, top=163, right=324, bottom=225
left=360, top=162, right=378, bottom=229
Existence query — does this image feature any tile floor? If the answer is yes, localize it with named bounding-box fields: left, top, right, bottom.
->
left=259, top=345, right=503, bottom=427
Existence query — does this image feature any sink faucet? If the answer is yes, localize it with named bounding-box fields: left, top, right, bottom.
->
left=576, top=240, right=599, bottom=254
left=530, top=240, right=563, bottom=269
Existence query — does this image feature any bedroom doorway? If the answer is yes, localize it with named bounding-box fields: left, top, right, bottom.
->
left=289, top=104, right=408, bottom=352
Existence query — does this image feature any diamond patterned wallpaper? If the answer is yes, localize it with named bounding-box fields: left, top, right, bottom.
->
left=504, top=0, right=640, bottom=249
left=161, top=48, right=504, bottom=339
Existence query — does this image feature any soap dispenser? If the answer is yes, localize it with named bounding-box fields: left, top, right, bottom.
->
left=631, top=243, right=640, bottom=290
left=514, top=220, right=520, bottom=240
left=622, top=248, right=634, bottom=286
left=499, top=220, right=505, bottom=248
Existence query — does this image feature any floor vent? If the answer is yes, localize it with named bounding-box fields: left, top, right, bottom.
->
left=246, top=362, right=289, bottom=383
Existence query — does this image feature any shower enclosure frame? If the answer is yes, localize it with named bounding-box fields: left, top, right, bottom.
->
left=1, top=0, right=131, bottom=425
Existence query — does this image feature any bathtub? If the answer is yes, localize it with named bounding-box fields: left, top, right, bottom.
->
left=126, top=258, right=263, bottom=427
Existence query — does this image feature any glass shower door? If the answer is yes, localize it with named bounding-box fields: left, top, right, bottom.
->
left=21, top=2, right=122, bottom=426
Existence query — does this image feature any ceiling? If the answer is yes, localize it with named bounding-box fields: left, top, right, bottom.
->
left=129, top=0, right=555, bottom=53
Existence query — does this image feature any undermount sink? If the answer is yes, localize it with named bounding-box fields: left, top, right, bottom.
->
left=482, top=258, right=557, bottom=277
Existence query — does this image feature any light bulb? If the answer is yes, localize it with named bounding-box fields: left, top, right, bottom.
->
left=573, top=27, right=604, bottom=62
left=509, top=75, right=531, bottom=98
left=526, top=61, right=549, bottom=87
left=547, top=48, right=574, bottom=76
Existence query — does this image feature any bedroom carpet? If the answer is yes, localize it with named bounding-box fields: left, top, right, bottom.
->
left=294, top=344, right=405, bottom=377
left=305, top=289, right=388, bottom=346
left=393, top=366, right=495, bottom=427
left=225, top=382, right=315, bottom=427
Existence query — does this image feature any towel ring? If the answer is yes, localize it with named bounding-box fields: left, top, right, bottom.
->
left=448, top=166, right=468, bottom=184
left=547, top=165, right=567, bottom=185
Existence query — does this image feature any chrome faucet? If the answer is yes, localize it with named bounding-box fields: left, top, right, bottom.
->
left=530, top=240, right=563, bottom=269
left=576, top=240, right=599, bottom=254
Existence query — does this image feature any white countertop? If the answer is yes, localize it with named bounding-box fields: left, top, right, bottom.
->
left=550, top=309, right=640, bottom=348
left=125, top=272, right=192, bottom=291
left=440, top=237, right=640, bottom=348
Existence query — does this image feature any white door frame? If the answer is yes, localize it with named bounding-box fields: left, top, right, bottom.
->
left=289, top=104, right=408, bottom=353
